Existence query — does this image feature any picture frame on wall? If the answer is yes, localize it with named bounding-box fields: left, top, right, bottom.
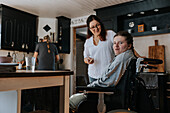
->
left=138, top=24, right=144, bottom=32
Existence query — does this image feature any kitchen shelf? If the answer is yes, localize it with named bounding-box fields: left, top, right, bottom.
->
left=117, top=6, right=170, bottom=37
left=132, top=29, right=170, bottom=37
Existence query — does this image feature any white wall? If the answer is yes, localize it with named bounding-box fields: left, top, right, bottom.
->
left=0, top=91, right=17, bottom=113
left=134, top=34, right=170, bottom=73
left=37, top=17, right=57, bottom=41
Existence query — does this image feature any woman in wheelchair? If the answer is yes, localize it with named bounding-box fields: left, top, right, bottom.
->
left=70, top=31, right=139, bottom=113
left=87, top=31, right=136, bottom=87
left=70, top=31, right=155, bottom=113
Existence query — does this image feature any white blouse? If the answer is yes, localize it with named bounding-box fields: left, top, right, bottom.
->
left=84, top=30, right=116, bottom=79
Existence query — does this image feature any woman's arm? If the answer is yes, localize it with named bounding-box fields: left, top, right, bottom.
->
left=55, top=55, right=60, bottom=62
left=33, top=52, right=38, bottom=63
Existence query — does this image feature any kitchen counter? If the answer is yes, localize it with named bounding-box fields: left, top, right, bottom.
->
left=0, top=70, right=73, bottom=77
left=0, top=70, right=73, bottom=113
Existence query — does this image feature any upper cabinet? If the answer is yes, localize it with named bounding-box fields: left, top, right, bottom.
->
left=0, top=4, right=38, bottom=52
left=95, top=0, right=170, bottom=37
left=56, top=16, right=71, bottom=54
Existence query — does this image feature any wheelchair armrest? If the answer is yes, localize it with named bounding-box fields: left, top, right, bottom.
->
left=140, top=58, right=163, bottom=64
left=76, top=86, right=118, bottom=94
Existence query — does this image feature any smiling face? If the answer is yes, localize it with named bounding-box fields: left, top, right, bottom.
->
left=113, top=35, right=132, bottom=55
left=89, top=20, right=101, bottom=37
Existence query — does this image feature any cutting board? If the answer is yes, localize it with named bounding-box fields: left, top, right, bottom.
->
left=148, top=40, right=165, bottom=72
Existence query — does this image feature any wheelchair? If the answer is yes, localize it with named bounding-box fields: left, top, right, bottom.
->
left=70, top=58, right=162, bottom=113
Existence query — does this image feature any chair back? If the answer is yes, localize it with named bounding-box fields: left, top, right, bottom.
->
left=105, top=59, right=137, bottom=110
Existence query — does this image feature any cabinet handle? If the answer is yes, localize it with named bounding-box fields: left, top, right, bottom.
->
left=11, top=42, right=14, bottom=47
left=60, top=26, right=62, bottom=36
left=59, top=46, right=62, bottom=50
left=22, top=44, right=25, bottom=49
left=26, top=44, right=28, bottom=49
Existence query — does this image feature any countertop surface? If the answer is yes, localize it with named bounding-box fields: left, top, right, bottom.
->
left=0, top=70, right=74, bottom=78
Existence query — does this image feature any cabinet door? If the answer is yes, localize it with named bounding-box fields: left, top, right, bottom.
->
left=15, top=16, right=37, bottom=52
left=15, top=18, right=26, bottom=50
left=24, top=21, right=36, bottom=52
left=1, top=15, right=16, bottom=49
left=57, top=16, right=71, bottom=53
left=59, top=22, right=70, bottom=53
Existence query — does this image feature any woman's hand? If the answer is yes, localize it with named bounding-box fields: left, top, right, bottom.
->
left=84, top=57, right=94, bottom=64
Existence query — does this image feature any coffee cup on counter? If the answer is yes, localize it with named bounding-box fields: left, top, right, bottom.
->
left=25, top=57, right=36, bottom=72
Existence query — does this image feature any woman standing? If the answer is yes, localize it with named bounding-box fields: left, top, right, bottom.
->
left=84, top=15, right=116, bottom=83
left=33, top=35, right=60, bottom=70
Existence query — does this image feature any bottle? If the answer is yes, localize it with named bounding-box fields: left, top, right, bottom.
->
left=21, top=53, right=26, bottom=66
left=12, top=51, right=17, bottom=63
left=7, top=52, right=11, bottom=57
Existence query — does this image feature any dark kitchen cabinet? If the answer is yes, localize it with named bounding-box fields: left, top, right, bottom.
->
left=56, top=16, right=71, bottom=54
left=0, top=4, right=37, bottom=52
left=15, top=16, right=37, bottom=52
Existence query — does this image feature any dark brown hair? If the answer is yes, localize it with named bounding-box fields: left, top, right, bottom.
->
left=44, top=35, right=51, bottom=53
left=86, top=15, right=107, bottom=41
left=114, top=31, right=135, bottom=55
